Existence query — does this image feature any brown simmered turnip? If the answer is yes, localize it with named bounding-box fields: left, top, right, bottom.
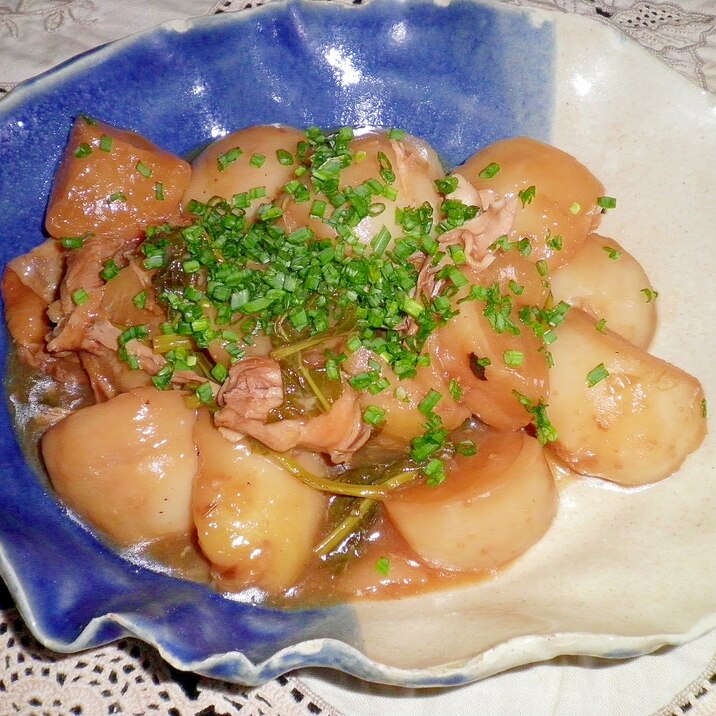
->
left=45, top=117, right=190, bottom=241
left=547, top=309, right=705, bottom=485
left=385, top=431, right=556, bottom=571
left=456, top=137, right=604, bottom=268
left=192, top=410, right=326, bottom=593
left=182, top=124, right=306, bottom=222
left=550, top=233, right=657, bottom=349
left=42, top=387, right=198, bottom=544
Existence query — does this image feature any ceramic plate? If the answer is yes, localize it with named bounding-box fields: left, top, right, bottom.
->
left=0, top=0, right=715, bottom=688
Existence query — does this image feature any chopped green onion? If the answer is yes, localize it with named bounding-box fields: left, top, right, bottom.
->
left=118, top=325, right=148, bottom=346
left=211, top=363, right=229, bottom=383
left=309, top=199, right=327, bottom=218
left=377, top=151, right=395, bottom=184
left=100, top=259, right=120, bottom=281
left=71, top=288, right=89, bottom=305
left=136, top=160, right=153, bottom=178
left=418, top=389, right=442, bottom=415
left=518, top=185, right=536, bottom=206
left=195, top=382, right=214, bottom=404
left=641, top=287, right=659, bottom=303
left=375, top=557, right=391, bottom=576
left=513, top=391, right=558, bottom=444
left=515, top=237, right=532, bottom=256
left=108, top=191, right=126, bottom=203
left=489, top=235, right=510, bottom=252
left=217, top=146, right=243, bottom=171
left=478, top=162, right=500, bottom=179
left=586, top=363, right=610, bottom=387
left=602, top=245, right=621, bottom=260
left=597, top=195, right=617, bottom=210
left=595, top=318, right=608, bottom=333
left=402, top=297, right=425, bottom=318
left=448, top=379, right=463, bottom=401
left=250, top=153, right=266, bottom=168
left=276, top=148, right=294, bottom=165
left=424, top=458, right=446, bottom=487
left=469, top=354, right=491, bottom=380
left=508, top=280, right=524, bottom=296
left=362, top=405, right=386, bottom=426
left=370, top=226, right=392, bottom=256
left=503, top=350, right=524, bottom=367
left=435, top=176, right=459, bottom=195
left=60, top=233, right=91, bottom=249
left=132, top=290, right=148, bottom=309
left=155, top=182, right=165, bottom=200
left=455, top=440, right=477, bottom=457
left=569, top=202, right=581, bottom=215
left=143, top=254, right=164, bottom=270
left=546, top=234, right=563, bottom=251
left=99, top=135, right=113, bottom=152
left=74, top=143, right=92, bottom=158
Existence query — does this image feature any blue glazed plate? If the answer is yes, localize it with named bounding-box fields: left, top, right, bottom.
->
left=1, top=0, right=715, bottom=688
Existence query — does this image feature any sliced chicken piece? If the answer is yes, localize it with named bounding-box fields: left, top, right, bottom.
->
left=214, top=357, right=369, bottom=463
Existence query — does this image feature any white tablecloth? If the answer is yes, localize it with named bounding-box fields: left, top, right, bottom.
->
left=1, top=1, right=716, bottom=714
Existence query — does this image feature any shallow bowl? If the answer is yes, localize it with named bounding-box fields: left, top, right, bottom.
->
left=0, top=0, right=715, bottom=687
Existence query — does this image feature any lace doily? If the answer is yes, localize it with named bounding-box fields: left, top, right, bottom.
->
left=502, top=0, right=716, bottom=93
left=0, top=608, right=341, bottom=716
left=0, top=0, right=714, bottom=95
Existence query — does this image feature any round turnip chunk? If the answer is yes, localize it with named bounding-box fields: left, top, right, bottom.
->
left=385, top=431, right=556, bottom=572
left=548, top=309, right=706, bottom=485
left=42, top=387, right=198, bottom=545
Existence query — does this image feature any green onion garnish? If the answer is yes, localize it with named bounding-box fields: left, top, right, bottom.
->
left=276, top=148, right=294, bottom=166
left=597, top=195, right=617, bottom=210
left=74, top=143, right=92, bottom=158
left=375, top=557, right=391, bottom=576
left=586, top=363, right=610, bottom=387
left=217, top=146, right=243, bottom=171
left=100, top=259, right=120, bottom=281
left=424, top=458, right=446, bottom=487
left=132, top=290, right=148, bottom=309
left=362, top=405, right=386, bottom=426
left=136, top=160, right=153, bottom=178
left=518, top=185, right=536, bottom=207
left=71, top=288, right=89, bottom=305
left=503, top=350, right=524, bottom=367
left=478, top=162, right=500, bottom=179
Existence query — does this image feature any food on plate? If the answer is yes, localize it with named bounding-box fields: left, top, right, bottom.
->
left=2, top=118, right=707, bottom=605
left=547, top=309, right=705, bottom=485
left=43, top=387, right=197, bottom=544
left=385, top=430, right=556, bottom=572
left=549, top=233, right=657, bottom=348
